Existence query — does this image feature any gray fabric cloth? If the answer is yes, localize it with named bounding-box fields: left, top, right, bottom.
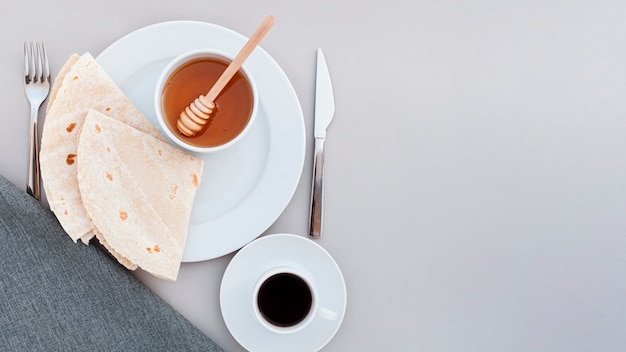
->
left=0, top=175, right=223, bottom=351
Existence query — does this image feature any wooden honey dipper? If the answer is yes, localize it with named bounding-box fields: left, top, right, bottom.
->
left=177, top=15, right=275, bottom=137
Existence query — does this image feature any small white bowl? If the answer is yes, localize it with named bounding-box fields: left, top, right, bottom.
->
left=154, top=48, right=258, bottom=153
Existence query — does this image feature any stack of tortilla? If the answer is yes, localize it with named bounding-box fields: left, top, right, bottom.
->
left=40, top=53, right=203, bottom=281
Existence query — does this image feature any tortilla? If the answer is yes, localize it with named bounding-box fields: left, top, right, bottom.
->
left=93, top=228, right=138, bottom=271
left=46, top=53, right=79, bottom=115
left=76, top=110, right=203, bottom=281
left=40, top=52, right=164, bottom=243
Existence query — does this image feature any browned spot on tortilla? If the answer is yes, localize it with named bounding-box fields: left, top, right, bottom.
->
left=191, top=173, right=199, bottom=188
left=72, top=76, right=79, bottom=80
left=105, top=172, right=113, bottom=181
left=158, top=149, right=163, bottom=156
left=106, top=147, right=111, bottom=153
left=63, top=210, right=68, bottom=215
left=105, top=107, right=111, bottom=112
left=169, top=184, right=178, bottom=200
left=66, top=154, right=77, bottom=165
left=95, top=124, right=101, bottom=133
left=66, top=123, right=77, bottom=133
left=146, top=245, right=161, bottom=254
left=119, top=210, right=128, bottom=222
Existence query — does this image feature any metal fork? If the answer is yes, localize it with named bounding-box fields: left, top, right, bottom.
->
left=23, top=42, right=50, bottom=201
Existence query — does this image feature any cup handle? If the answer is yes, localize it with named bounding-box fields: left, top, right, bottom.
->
left=316, top=306, right=339, bottom=321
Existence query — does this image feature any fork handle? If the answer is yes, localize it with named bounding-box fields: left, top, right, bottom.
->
left=27, top=105, right=40, bottom=201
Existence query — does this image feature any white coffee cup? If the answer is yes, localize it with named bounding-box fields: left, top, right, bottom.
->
left=252, top=266, right=338, bottom=334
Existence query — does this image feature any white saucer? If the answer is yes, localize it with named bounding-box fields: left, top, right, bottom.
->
left=220, top=234, right=347, bottom=352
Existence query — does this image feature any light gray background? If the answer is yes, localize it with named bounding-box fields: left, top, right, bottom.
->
left=2, top=1, right=626, bottom=351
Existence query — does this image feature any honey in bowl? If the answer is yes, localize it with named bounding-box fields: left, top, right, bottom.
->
left=161, top=57, right=254, bottom=148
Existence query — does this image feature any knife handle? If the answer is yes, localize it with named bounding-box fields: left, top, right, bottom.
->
left=309, top=137, right=325, bottom=238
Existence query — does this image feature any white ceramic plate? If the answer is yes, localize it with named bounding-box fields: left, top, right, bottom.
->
left=96, top=21, right=306, bottom=262
left=220, top=234, right=347, bottom=352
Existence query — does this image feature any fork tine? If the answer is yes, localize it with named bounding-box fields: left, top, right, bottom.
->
left=23, top=42, right=29, bottom=80
left=35, top=42, right=43, bottom=83
left=29, top=42, right=36, bottom=82
left=41, top=43, right=50, bottom=81
left=24, top=42, right=33, bottom=83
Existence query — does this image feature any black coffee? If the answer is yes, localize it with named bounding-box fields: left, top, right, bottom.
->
left=257, top=272, right=313, bottom=327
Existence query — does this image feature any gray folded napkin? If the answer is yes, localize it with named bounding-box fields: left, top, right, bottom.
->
left=0, top=175, right=223, bottom=351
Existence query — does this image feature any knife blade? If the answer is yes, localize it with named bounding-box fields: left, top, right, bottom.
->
left=309, top=48, right=335, bottom=239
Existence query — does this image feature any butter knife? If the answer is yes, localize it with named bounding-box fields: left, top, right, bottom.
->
left=309, top=48, right=335, bottom=239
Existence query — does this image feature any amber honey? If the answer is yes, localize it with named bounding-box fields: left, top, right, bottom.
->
left=161, top=57, right=253, bottom=148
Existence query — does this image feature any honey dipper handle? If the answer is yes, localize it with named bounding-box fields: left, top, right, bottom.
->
left=205, top=15, right=275, bottom=102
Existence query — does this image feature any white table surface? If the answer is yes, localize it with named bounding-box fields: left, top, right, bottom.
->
left=2, top=1, right=626, bottom=351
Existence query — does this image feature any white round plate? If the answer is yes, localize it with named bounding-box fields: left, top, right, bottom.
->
left=96, top=21, right=306, bottom=262
left=220, top=234, right=347, bottom=352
